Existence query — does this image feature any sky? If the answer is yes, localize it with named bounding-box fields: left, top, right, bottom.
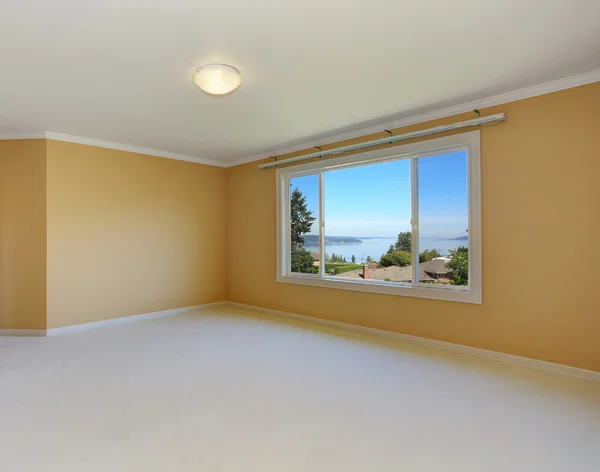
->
left=290, top=151, right=468, bottom=238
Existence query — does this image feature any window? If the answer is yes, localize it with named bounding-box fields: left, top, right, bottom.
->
left=276, top=131, right=481, bottom=304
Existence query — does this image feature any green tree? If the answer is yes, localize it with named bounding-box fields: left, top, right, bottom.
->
left=419, top=248, right=441, bottom=263
left=330, top=253, right=338, bottom=263
left=366, top=255, right=374, bottom=263
left=380, top=251, right=412, bottom=267
left=447, top=246, right=468, bottom=286
left=329, top=253, right=346, bottom=263
left=291, top=247, right=318, bottom=274
left=290, top=187, right=316, bottom=247
left=387, top=244, right=394, bottom=254
left=351, top=255, right=356, bottom=263
left=290, top=187, right=317, bottom=273
left=394, top=231, right=412, bottom=252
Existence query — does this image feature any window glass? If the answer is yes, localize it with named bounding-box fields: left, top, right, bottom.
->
left=322, top=160, right=411, bottom=283
left=417, top=151, right=469, bottom=287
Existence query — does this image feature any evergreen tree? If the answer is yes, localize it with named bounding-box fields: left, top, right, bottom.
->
left=351, top=255, right=356, bottom=263
left=290, top=187, right=316, bottom=247
left=290, top=187, right=317, bottom=273
left=291, top=247, right=318, bottom=274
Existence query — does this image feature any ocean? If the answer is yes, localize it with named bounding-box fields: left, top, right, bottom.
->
left=304, top=237, right=468, bottom=263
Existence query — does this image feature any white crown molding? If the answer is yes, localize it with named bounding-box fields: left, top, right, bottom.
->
left=0, top=131, right=47, bottom=140
left=44, top=132, right=227, bottom=167
left=0, top=131, right=227, bottom=168
left=225, top=68, right=600, bottom=168
left=224, top=302, right=600, bottom=382
left=2, top=69, right=599, bottom=169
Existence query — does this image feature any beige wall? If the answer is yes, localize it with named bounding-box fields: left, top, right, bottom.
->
left=225, top=82, right=600, bottom=372
left=0, top=140, right=47, bottom=330
left=45, top=141, right=226, bottom=328
left=1, top=84, right=598, bottom=372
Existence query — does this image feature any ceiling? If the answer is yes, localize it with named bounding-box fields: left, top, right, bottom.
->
left=1, top=0, right=599, bottom=165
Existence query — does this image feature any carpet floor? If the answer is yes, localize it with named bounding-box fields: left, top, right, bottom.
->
left=1, top=305, right=599, bottom=471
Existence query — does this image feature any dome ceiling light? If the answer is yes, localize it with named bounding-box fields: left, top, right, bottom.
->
left=192, top=64, right=242, bottom=96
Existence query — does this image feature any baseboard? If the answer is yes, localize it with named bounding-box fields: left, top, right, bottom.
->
left=223, top=302, right=600, bottom=382
left=46, top=301, right=226, bottom=335
left=0, top=329, right=47, bottom=337
left=6, top=301, right=222, bottom=336
left=1, top=302, right=226, bottom=337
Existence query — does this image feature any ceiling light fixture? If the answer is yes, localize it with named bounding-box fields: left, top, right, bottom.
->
left=192, top=64, right=242, bottom=96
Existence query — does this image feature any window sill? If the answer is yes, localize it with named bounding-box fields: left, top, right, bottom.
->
left=277, top=274, right=481, bottom=304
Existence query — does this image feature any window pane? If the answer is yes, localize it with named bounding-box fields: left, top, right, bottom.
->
left=417, top=151, right=469, bottom=287
left=323, top=160, right=411, bottom=283
left=289, top=174, right=320, bottom=275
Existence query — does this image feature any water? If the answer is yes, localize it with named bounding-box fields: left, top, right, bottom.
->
left=305, top=237, right=468, bottom=263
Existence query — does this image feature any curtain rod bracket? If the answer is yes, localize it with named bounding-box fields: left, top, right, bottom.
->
left=384, top=129, right=394, bottom=144
left=262, top=156, right=277, bottom=169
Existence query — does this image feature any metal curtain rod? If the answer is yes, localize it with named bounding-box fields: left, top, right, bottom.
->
left=258, top=113, right=506, bottom=169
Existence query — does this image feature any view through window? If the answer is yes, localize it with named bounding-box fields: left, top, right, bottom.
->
left=288, top=152, right=469, bottom=285
left=282, top=133, right=479, bottom=302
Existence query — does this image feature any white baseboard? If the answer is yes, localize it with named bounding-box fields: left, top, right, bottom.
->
left=0, top=329, right=47, bottom=337
left=0, top=302, right=226, bottom=337
left=223, top=302, right=600, bottom=382
left=47, top=301, right=226, bottom=335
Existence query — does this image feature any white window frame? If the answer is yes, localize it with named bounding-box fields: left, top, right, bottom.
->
left=276, top=131, right=482, bottom=304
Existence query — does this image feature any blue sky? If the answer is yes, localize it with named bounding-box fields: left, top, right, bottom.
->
left=290, top=151, right=468, bottom=238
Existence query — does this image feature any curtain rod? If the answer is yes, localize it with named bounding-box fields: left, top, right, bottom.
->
left=258, top=113, right=505, bottom=169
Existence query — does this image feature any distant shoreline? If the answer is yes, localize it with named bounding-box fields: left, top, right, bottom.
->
left=304, top=235, right=467, bottom=243
left=304, top=235, right=468, bottom=261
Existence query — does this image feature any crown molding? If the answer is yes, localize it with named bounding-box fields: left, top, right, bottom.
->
left=0, top=131, right=47, bottom=140
left=0, top=131, right=227, bottom=168
left=44, top=132, right=227, bottom=167
left=2, top=69, right=599, bottom=169
left=225, top=68, right=600, bottom=168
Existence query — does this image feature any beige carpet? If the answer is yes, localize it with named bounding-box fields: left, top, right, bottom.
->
left=1, top=305, right=599, bottom=471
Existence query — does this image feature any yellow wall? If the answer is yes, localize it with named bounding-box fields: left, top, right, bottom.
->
left=1, top=84, right=598, bottom=371
left=0, top=140, right=47, bottom=330
left=225, top=82, right=600, bottom=372
left=45, top=141, right=226, bottom=328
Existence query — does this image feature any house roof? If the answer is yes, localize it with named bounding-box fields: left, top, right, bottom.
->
left=333, top=265, right=434, bottom=282
left=420, top=259, right=450, bottom=275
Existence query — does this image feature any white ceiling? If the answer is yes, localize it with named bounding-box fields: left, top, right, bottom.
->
left=1, top=0, right=599, bottom=165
